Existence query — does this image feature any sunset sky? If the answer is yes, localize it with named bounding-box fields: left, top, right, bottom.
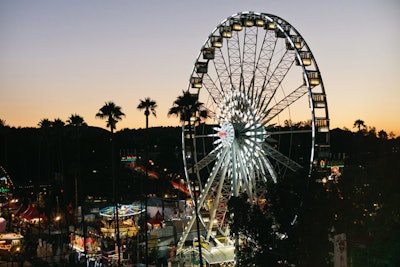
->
left=1, top=0, right=399, bottom=135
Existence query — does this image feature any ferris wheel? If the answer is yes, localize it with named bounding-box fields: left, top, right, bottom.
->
left=177, top=11, right=330, bottom=263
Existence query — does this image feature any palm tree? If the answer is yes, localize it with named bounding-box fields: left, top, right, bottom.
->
left=96, top=101, right=125, bottom=266
left=67, top=114, right=87, bottom=127
left=353, top=119, right=366, bottom=132
left=137, top=97, right=157, bottom=266
left=38, top=118, right=52, bottom=128
left=168, top=90, right=208, bottom=122
left=168, top=90, right=208, bottom=266
left=52, top=118, right=65, bottom=128
left=137, top=97, right=157, bottom=129
left=67, top=114, right=87, bottom=211
left=95, top=101, right=125, bottom=133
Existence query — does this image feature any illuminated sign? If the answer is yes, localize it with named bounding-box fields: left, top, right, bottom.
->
left=121, top=156, right=137, bottom=162
left=0, top=188, right=10, bottom=193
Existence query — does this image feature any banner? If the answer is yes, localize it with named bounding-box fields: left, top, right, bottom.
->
left=334, top=233, right=347, bottom=267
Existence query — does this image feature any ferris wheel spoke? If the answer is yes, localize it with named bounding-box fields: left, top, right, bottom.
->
left=262, top=142, right=303, bottom=171
left=241, top=27, right=258, bottom=94
left=197, top=146, right=230, bottom=208
left=202, top=73, right=224, bottom=104
left=248, top=150, right=277, bottom=185
left=205, top=157, right=231, bottom=241
left=212, top=47, right=231, bottom=93
left=189, top=144, right=221, bottom=173
left=252, top=30, right=277, bottom=104
left=178, top=147, right=230, bottom=253
left=261, top=84, right=309, bottom=124
left=227, top=31, right=243, bottom=90
left=233, top=141, right=254, bottom=198
left=256, top=50, right=296, bottom=111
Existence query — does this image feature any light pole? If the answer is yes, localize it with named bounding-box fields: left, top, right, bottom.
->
left=55, top=215, right=62, bottom=263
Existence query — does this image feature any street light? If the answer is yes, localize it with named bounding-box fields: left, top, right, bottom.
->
left=54, top=215, right=62, bottom=264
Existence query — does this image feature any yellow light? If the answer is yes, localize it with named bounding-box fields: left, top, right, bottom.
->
left=302, top=58, right=312, bottom=66
left=244, top=20, right=254, bottom=27
left=231, top=19, right=242, bottom=31
left=232, top=24, right=242, bottom=31
left=266, top=21, right=276, bottom=30
left=310, top=78, right=320, bottom=86
left=222, top=30, right=232, bottom=38
left=255, top=18, right=264, bottom=27
left=211, top=36, right=223, bottom=48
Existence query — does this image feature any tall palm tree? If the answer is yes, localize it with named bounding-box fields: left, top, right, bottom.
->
left=67, top=114, right=87, bottom=211
left=137, top=97, right=157, bottom=266
left=95, top=101, right=125, bottom=133
left=137, top=97, right=157, bottom=129
left=168, top=90, right=208, bottom=266
left=96, top=101, right=125, bottom=266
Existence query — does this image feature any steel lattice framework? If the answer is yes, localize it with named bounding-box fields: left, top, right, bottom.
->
left=177, top=11, right=330, bottom=265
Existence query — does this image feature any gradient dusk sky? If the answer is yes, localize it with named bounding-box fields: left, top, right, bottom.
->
left=1, top=0, right=399, bottom=135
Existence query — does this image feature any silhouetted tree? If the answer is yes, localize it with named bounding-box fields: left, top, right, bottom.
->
left=137, top=97, right=157, bottom=129
left=95, top=101, right=125, bottom=133
left=353, top=119, right=366, bottom=132
left=66, top=114, right=87, bottom=210
left=38, top=118, right=52, bottom=128
left=137, top=97, right=157, bottom=265
left=95, top=101, right=125, bottom=266
left=67, top=114, right=87, bottom=127
left=228, top=195, right=285, bottom=266
left=378, top=130, right=388, bottom=140
left=168, top=90, right=208, bottom=123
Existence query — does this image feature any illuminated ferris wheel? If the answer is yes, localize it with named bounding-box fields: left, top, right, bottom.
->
left=177, top=11, right=330, bottom=263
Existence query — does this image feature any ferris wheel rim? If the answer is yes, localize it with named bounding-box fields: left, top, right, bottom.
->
left=177, top=11, right=330, bottom=259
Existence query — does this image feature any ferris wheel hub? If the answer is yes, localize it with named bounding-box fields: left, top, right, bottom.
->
left=217, top=122, right=235, bottom=147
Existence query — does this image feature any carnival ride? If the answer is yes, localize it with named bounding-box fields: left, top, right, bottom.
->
left=177, top=11, right=330, bottom=264
left=99, top=204, right=143, bottom=239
